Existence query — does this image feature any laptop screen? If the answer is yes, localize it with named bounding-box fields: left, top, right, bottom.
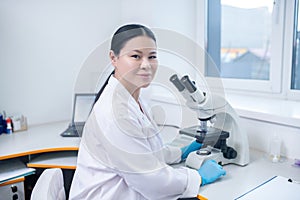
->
left=72, top=93, right=96, bottom=124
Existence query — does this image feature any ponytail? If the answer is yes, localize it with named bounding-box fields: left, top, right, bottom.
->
left=94, top=70, right=115, bottom=104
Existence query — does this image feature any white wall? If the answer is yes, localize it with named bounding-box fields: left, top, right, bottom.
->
left=120, top=0, right=197, bottom=40
left=241, top=117, right=300, bottom=160
left=0, top=0, right=120, bottom=125
left=0, top=0, right=199, bottom=125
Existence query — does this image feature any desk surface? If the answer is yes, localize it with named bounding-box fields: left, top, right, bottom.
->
left=0, top=121, right=80, bottom=160
left=198, top=150, right=300, bottom=199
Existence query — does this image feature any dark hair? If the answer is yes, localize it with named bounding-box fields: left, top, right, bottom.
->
left=111, top=24, right=156, bottom=56
left=94, top=24, right=156, bottom=104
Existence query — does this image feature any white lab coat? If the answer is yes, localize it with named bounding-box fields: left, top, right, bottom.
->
left=69, top=76, right=201, bottom=200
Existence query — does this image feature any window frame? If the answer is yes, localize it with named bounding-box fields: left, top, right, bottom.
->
left=197, top=0, right=300, bottom=100
left=285, top=0, right=300, bottom=99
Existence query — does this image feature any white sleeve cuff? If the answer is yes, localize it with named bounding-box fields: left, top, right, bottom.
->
left=163, top=145, right=182, bottom=164
left=181, top=167, right=201, bottom=197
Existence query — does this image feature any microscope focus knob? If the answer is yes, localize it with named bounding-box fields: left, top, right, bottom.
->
left=12, top=194, right=19, bottom=200
left=11, top=185, right=18, bottom=193
left=223, top=147, right=237, bottom=159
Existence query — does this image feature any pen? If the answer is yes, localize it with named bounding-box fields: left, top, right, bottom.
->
left=177, top=194, right=208, bottom=200
left=197, top=194, right=208, bottom=200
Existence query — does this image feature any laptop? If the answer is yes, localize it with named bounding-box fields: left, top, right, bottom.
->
left=61, top=93, right=96, bottom=137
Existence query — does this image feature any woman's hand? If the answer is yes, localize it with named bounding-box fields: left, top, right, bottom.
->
left=198, top=160, right=226, bottom=186
left=181, top=140, right=202, bottom=161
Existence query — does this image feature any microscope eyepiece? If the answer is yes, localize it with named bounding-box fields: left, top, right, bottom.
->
left=169, top=74, right=185, bottom=92
left=181, top=75, right=197, bottom=93
left=170, top=74, right=205, bottom=103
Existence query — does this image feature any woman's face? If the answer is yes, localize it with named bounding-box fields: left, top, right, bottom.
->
left=110, top=36, right=158, bottom=93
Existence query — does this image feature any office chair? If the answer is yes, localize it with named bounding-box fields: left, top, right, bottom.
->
left=31, top=168, right=66, bottom=200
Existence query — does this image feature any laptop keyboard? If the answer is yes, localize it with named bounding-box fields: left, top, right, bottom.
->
left=60, top=124, right=84, bottom=137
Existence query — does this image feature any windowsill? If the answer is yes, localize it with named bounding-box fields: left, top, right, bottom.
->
left=225, top=93, right=300, bottom=128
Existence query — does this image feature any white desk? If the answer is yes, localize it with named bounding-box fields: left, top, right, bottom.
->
left=198, top=150, right=300, bottom=199
left=0, top=121, right=80, bottom=160
left=0, top=121, right=79, bottom=188
left=0, top=122, right=79, bottom=199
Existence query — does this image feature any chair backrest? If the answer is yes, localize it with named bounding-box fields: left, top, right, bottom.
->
left=31, top=168, right=66, bottom=200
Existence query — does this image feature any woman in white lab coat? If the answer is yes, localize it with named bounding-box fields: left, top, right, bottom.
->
left=69, top=24, right=225, bottom=200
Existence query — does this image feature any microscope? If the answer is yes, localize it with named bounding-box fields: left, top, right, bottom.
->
left=170, top=74, right=249, bottom=169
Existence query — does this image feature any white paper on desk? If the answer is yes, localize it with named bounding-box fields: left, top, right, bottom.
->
left=235, top=176, right=300, bottom=200
left=0, top=160, right=35, bottom=184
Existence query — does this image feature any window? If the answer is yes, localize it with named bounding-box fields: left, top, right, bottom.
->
left=207, top=0, right=273, bottom=80
left=203, top=0, right=300, bottom=95
left=292, top=0, right=300, bottom=90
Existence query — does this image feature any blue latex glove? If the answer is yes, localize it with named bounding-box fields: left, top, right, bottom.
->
left=181, top=140, right=202, bottom=161
left=198, top=160, right=226, bottom=186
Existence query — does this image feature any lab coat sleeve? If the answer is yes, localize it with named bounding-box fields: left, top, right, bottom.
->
left=163, top=145, right=182, bottom=164
left=120, top=165, right=201, bottom=200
